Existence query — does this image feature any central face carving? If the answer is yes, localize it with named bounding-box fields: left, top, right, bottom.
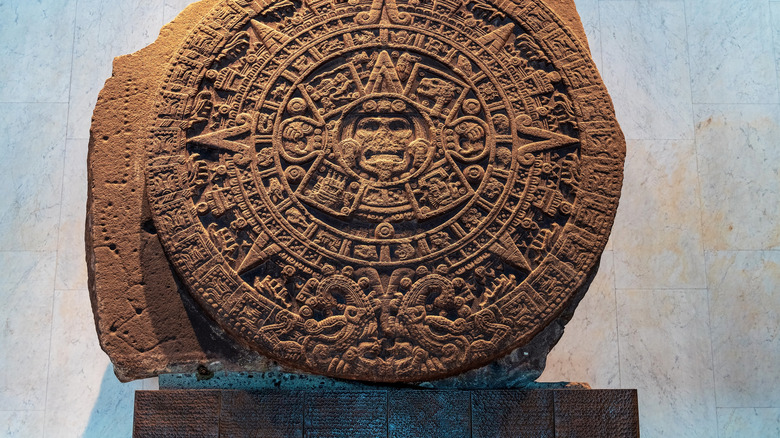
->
left=356, top=116, right=412, bottom=179
left=337, top=98, right=432, bottom=183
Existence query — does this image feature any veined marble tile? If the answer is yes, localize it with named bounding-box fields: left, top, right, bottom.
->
left=44, top=290, right=144, bottom=438
left=694, top=104, right=780, bottom=250
left=686, top=0, right=779, bottom=103
left=612, top=139, right=707, bottom=289
left=539, top=251, right=620, bottom=388
left=0, top=252, right=56, bottom=411
left=600, top=1, right=694, bottom=140
left=773, top=3, right=780, bottom=109
left=572, top=0, right=602, bottom=69
left=604, top=234, right=613, bottom=252
left=0, top=1, right=77, bottom=103
left=718, top=408, right=780, bottom=438
left=706, top=251, right=780, bottom=408
left=67, top=0, right=164, bottom=139
left=0, top=104, right=67, bottom=252
left=0, top=1, right=772, bottom=436
left=164, top=0, right=200, bottom=22
left=0, top=410, right=44, bottom=438
left=143, top=378, right=160, bottom=391
left=617, top=289, right=717, bottom=438
left=55, top=139, right=89, bottom=291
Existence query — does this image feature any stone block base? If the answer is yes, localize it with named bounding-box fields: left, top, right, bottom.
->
left=133, top=389, right=639, bottom=437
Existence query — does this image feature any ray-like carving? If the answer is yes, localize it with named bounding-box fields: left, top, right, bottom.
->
left=516, top=123, right=579, bottom=154
left=490, top=231, right=532, bottom=273
left=249, top=19, right=291, bottom=53
left=187, top=114, right=254, bottom=153
left=364, top=51, right=404, bottom=94
left=237, top=232, right=282, bottom=274
left=477, top=23, right=515, bottom=54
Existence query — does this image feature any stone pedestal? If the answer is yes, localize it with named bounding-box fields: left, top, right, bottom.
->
left=133, top=389, right=639, bottom=437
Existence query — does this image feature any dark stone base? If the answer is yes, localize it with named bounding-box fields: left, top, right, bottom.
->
left=133, top=389, right=639, bottom=437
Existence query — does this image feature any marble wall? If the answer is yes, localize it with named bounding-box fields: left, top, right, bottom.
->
left=0, top=0, right=777, bottom=436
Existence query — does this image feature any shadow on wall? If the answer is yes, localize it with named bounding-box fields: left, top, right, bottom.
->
left=82, top=365, right=140, bottom=438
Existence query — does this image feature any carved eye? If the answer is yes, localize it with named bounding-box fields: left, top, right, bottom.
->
left=388, top=119, right=410, bottom=132
left=358, top=118, right=381, bottom=131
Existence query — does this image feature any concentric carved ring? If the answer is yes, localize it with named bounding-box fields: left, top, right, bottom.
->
left=146, top=0, right=625, bottom=381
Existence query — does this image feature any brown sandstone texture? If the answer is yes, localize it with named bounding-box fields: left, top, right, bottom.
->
left=88, top=0, right=624, bottom=383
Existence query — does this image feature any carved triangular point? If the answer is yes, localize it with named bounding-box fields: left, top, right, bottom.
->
left=365, top=51, right=404, bottom=94
left=477, top=23, right=515, bottom=54
left=490, top=232, right=532, bottom=273
left=188, top=117, right=253, bottom=153
left=250, top=19, right=291, bottom=53
left=237, top=232, right=282, bottom=274
left=516, top=124, right=579, bottom=154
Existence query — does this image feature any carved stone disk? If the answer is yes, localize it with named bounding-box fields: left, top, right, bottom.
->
left=146, top=0, right=625, bottom=382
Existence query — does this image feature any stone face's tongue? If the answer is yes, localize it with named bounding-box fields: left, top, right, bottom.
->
left=371, top=154, right=404, bottom=162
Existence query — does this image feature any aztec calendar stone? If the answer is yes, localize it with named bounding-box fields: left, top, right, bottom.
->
left=143, top=0, right=625, bottom=382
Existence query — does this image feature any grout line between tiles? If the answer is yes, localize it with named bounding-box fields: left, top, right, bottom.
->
left=681, top=3, right=721, bottom=435
left=43, top=1, right=80, bottom=435
left=161, top=0, right=166, bottom=29
left=595, top=0, right=604, bottom=70
left=690, top=101, right=780, bottom=105
left=0, top=101, right=70, bottom=104
left=770, top=0, right=780, bottom=104
left=767, top=0, right=780, bottom=102
left=700, top=249, right=780, bottom=253
left=41, top=290, right=58, bottom=438
left=621, top=137, right=696, bottom=141
left=610, top=250, right=622, bottom=388
left=0, top=409, right=46, bottom=413
left=595, top=0, right=622, bottom=391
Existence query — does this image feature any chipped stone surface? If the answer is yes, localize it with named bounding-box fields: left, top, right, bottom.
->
left=88, top=0, right=623, bottom=383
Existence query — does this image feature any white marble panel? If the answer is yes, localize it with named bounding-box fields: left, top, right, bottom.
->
left=0, top=252, right=56, bottom=411
left=0, top=1, right=77, bottom=103
left=143, top=378, right=160, bottom=391
left=718, top=408, right=780, bottom=438
left=164, top=0, right=200, bottom=22
left=68, top=0, right=164, bottom=139
left=617, top=289, right=717, bottom=438
left=539, top=251, right=620, bottom=388
left=600, top=1, right=694, bottom=140
left=0, top=0, right=774, bottom=435
left=44, top=290, right=144, bottom=438
left=685, top=0, right=779, bottom=103
left=773, top=3, right=780, bottom=109
left=612, top=139, right=707, bottom=289
left=0, top=104, right=67, bottom=252
left=0, top=410, right=44, bottom=438
left=572, top=0, right=602, bottom=68
left=706, top=251, right=780, bottom=408
left=694, top=104, right=780, bottom=250
left=55, top=139, right=89, bottom=291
